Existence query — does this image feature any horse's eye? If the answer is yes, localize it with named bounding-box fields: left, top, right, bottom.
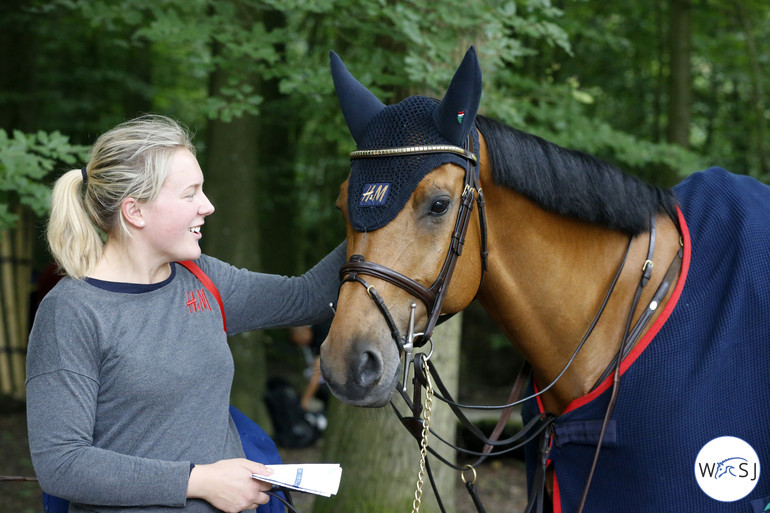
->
left=429, top=198, right=450, bottom=215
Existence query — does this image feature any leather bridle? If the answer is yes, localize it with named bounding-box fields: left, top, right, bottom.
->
left=338, top=134, right=489, bottom=389
left=336, top=133, right=683, bottom=513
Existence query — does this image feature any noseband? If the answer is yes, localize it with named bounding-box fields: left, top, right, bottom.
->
left=339, top=135, right=489, bottom=388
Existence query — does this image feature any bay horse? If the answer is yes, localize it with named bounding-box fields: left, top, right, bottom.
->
left=320, top=47, right=770, bottom=512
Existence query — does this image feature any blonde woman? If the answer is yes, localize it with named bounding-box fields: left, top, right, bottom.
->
left=26, top=115, right=344, bottom=513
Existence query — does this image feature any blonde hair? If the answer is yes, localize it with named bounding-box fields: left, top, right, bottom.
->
left=47, top=114, right=196, bottom=278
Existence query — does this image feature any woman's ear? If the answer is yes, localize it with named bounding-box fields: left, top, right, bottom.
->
left=121, top=198, right=146, bottom=228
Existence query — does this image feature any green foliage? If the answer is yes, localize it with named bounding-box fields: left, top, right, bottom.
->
left=486, top=75, right=702, bottom=186
left=5, top=0, right=767, bottom=255
left=0, top=129, right=88, bottom=231
left=262, top=0, right=582, bottom=262
left=549, top=0, right=768, bottom=182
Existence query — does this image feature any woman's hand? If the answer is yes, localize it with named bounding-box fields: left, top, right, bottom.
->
left=187, top=458, right=274, bottom=513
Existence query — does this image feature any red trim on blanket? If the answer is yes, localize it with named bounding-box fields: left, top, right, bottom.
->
left=553, top=470, right=563, bottom=513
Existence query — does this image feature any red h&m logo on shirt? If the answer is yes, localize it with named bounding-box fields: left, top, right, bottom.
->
left=186, top=289, right=213, bottom=313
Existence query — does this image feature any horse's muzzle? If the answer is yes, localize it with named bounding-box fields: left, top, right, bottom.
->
left=321, top=337, right=399, bottom=407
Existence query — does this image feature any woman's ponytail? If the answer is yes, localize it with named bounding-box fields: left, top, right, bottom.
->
left=46, top=168, right=103, bottom=279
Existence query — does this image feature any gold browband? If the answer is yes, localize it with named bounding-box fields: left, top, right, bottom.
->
left=350, top=144, right=477, bottom=163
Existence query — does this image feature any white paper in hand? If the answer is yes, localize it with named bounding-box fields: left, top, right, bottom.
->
left=252, top=463, right=342, bottom=497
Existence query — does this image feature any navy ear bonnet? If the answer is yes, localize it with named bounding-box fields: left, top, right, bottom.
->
left=330, top=47, right=482, bottom=232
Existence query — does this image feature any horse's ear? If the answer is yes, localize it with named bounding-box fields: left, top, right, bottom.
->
left=330, top=51, right=386, bottom=146
left=433, top=46, right=482, bottom=146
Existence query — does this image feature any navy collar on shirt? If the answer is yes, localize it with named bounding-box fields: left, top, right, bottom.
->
left=85, top=264, right=177, bottom=294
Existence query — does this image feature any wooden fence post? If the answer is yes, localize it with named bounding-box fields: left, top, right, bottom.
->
left=0, top=207, right=34, bottom=400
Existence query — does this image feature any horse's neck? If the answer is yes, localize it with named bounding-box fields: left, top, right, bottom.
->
left=476, top=184, right=681, bottom=413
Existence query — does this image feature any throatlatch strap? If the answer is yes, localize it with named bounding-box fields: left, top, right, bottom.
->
left=177, top=260, right=227, bottom=333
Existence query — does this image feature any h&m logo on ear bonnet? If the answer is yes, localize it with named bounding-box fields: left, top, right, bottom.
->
left=330, top=47, right=482, bottom=232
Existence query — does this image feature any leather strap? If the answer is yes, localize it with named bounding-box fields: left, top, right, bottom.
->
left=482, top=362, right=531, bottom=454
left=340, top=256, right=436, bottom=309
left=591, top=222, right=684, bottom=389
left=465, top=481, right=488, bottom=513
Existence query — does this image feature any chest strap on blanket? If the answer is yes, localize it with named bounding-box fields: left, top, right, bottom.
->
left=590, top=237, right=683, bottom=389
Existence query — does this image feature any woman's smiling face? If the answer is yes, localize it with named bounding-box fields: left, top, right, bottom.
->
left=140, top=147, right=215, bottom=263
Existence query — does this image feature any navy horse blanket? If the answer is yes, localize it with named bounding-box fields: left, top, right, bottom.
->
left=523, top=167, right=770, bottom=512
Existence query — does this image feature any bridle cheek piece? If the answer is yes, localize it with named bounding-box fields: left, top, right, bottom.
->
left=338, top=135, right=489, bottom=390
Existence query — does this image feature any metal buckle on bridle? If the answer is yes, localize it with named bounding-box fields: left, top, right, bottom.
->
left=400, top=302, right=418, bottom=392
left=401, top=302, right=436, bottom=392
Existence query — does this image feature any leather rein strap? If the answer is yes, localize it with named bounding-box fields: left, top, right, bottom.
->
left=339, top=134, right=488, bottom=354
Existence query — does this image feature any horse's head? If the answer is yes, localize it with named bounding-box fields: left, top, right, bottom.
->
left=321, top=48, right=486, bottom=406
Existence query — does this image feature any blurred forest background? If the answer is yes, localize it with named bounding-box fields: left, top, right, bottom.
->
left=0, top=0, right=768, bottom=510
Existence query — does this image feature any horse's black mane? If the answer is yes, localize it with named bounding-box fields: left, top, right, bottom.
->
left=475, top=115, right=678, bottom=236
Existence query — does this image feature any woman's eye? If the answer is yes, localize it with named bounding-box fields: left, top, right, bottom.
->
left=429, top=198, right=450, bottom=215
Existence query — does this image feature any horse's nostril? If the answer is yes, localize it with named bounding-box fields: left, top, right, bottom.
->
left=355, top=350, right=383, bottom=388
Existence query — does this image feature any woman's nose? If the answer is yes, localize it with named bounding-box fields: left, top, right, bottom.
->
left=200, top=192, right=215, bottom=216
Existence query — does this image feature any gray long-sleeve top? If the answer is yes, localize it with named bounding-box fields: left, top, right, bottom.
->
left=26, top=246, right=345, bottom=512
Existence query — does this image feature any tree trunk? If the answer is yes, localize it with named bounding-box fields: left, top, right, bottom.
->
left=666, top=0, right=692, bottom=148
left=204, top=62, right=270, bottom=429
left=317, top=315, right=462, bottom=513
left=733, top=0, right=768, bottom=176
left=254, top=9, right=299, bottom=276
left=652, top=0, right=665, bottom=144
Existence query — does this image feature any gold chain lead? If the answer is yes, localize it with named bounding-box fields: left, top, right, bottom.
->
left=411, top=357, right=434, bottom=513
